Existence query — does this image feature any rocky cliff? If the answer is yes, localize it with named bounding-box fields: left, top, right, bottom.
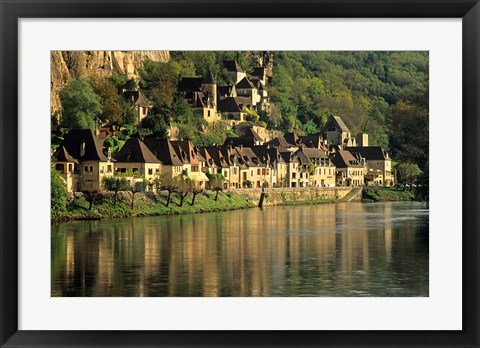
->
left=51, top=51, right=170, bottom=115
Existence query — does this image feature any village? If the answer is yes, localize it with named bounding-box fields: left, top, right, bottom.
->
left=52, top=59, right=396, bottom=197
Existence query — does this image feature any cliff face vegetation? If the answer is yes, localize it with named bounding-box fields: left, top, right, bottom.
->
left=51, top=50, right=170, bottom=115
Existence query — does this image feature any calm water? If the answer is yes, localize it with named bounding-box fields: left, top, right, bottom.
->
left=51, top=202, right=429, bottom=297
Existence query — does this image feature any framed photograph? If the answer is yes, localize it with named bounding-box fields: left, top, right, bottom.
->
left=1, top=0, right=479, bottom=347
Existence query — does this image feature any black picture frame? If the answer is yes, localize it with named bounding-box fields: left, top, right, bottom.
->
left=1, top=0, right=479, bottom=347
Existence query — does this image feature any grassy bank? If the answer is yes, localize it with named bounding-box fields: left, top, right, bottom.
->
left=362, top=187, right=416, bottom=202
left=52, top=191, right=256, bottom=223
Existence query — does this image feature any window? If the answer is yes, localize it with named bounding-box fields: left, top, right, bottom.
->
left=100, top=166, right=104, bottom=174
left=107, top=165, right=112, bottom=173
left=208, top=110, right=211, bottom=117
left=234, top=168, right=237, bottom=175
left=257, top=169, right=261, bottom=175
left=251, top=170, right=253, bottom=177
left=292, top=173, right=296, bottom=179
left=148, top=168, right=153, bottom=175
left=55, top=163, right=64, bottom=173
left=224, top=170, right=228, bottom=177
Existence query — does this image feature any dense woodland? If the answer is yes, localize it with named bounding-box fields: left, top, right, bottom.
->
left=52, top=51, right=429, bottom=192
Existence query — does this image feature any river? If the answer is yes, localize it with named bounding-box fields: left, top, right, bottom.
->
left=51, top=201, right=429, bottom=297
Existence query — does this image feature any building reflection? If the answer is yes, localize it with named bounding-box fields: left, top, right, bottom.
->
left=51, top=202, right=429, bottom=297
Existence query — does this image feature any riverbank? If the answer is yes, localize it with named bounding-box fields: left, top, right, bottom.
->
left=362, top=187, right=416, bottom=202
left=52, top=187, right=416, bottom=223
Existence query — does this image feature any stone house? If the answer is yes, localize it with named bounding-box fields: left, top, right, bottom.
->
left=124, top=90, right=152, bottom=124
left=322, top=115, right=357, bottom=148
left=55, top=129, right=114, bottom=192
left=178, top=72, right=220, bottom=124
left=53, top=146, right=79, bottom=193
left=295, top=147, right=336, bottom=187
left=217, top=96, right=252, bottom=125
left=143, top=138, right=184, bottom=178
left=330, top=149, right=367, bottom=187
left=346, top=146, right=395, bottom=186
left=114, top=138, right=161, bottom=182
left=171, top=140, right=209, bottom=188
left=223, top=60, right=246, bottom=84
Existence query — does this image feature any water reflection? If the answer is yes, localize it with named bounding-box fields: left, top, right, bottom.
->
left=51, top=202, right=428, bottom=297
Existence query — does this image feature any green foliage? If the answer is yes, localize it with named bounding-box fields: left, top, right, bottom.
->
left=103, top=176, right=130, bottom=192
left=192, top=123, right=235, bottom=147
left=51, top=167, right=67, bottom=214
left=59, top=78, right=102, bottom=131
left=269, top=51, right=428, bottom=151
left=395, top=162, right=422, bottom=184
left=140, top=114, right=168, bottom=138
left=139, top=59, right=179, bottom=108
left=302, top=119, right=319, bottom=135
left=89, top=76, right=124, bottom=125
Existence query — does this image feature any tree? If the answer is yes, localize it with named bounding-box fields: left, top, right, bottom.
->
left=155, top=174, right=179, bottom=207
left=83, top=190, right=99, bottom=211
left=89, top=76, right=124, bottom=125
left=303, top=120, right=319, bottom=135
left=395, top=162, right=422, bottom=190
left=139, top=60, right=178, bottom=109
left=128, top=180, right=147, bottom=208
left=175, top=178, right=193, bottom=207
left=102, top=176, right=130, bottom=206
left=190, top=186, right=203, bottom=206
left=208, top=174, right=224, bottom=201
left=59, top=78, right=102, bottom=131
left=51, top=166, right=67, bottom=214
left=141, top=114, right=168, bottom=138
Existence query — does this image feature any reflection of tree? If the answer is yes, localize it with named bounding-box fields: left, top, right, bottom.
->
left=51, top=203, right=429, bottom=297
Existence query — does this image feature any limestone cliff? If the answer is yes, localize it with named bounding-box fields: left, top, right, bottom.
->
left=51, top=51, right=170, bottom=115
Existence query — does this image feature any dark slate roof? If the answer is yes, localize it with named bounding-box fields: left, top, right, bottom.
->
left=299, top=134, right=325, bottom=149
left=235, top=147, right=265, bottom=167
left=218, top=96, right=252, bottom=113
left=179, top=77, right=204, bottom=94
left=53, top=146, right=78, bottom=163
left=224, top=60, right=244, bottom=73
left=284, top=132, right=300, bottom=146
left=251, top=146, right=283, bottom=165
left=123, top=90, right=150, bottom=108
left=60, top=129, right=109, bottom=162
left=224, top=136, right=256, bottom=147
left=143, top=138, right=183, bottom=166
left=218, top=85, right=234, bottom=96
left=234, top=120, right=265, bottom=130
left=265, top=136, right=290, bottom=148
left=171, top=140, right=199, bottom=165
left=115, top=138, right=161, bottom=163
left=242, top=128, right=263, bottom=142
left=300, top=147, right=328, bottom=159
left=251, top=67, right=265, bottom=79
left=333, top=116, right=350, bottom=132
left=249, top=77, right=265, bottom=90
left=345, top=146, right=390, bottom=161
left=322, top=115, right=351, bottom=133
left=204, top=146, right=229, bottom=168
left=135, top=91, right=150, bottom=108
left=204, top=70, right=216, bottom=84
left=236, top=77, right=256, bottom=89
left=330, top=150, right=364, bottom=168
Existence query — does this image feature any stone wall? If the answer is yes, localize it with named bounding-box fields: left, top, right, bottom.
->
left=235, top=187, right=354, bottom=207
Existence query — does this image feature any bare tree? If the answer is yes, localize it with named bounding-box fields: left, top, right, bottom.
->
left=175, top=178, right=193, bottom=207
left=190, top=186, right=203, bottom=206
left=155, top=174, right=178, bottom=207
